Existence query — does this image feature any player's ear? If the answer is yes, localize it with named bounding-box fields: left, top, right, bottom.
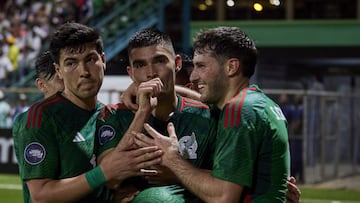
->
left=101, top=52, right=106, bottom=70
left=126, top=66, right=135, bottom=81
left=226, top=58, right=240, bottom=77
left=175, top=54, right=182, bottom=73
left=35, top=78, right=46, bottom=93
left=54, top=63, right=63, bottom=80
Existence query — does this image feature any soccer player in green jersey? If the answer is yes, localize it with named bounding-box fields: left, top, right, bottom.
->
left=12, top=50, right=65, bottom=203
left=135, top=26, right=292, bottom=202
left=34, top=50, right=65, bottom=99
left=13, top=22, right=162, bottom=203
left=96, top=28, right=216, bottom=202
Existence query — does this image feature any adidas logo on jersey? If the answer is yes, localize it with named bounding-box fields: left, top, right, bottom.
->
left=72, top=132, right=85, bottom=142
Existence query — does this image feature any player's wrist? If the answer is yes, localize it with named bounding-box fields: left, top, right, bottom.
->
left=163, top=150, right=182, bottom=168
left=85, top=166, right=107, bottom=190
left=136, top=105, right=152, bottom=118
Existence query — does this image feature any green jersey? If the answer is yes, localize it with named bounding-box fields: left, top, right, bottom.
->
left=212, top=85, right=290, bottom=202
left=97, top=95, right=215, bottom=168
left=13, top=92, right=110, bottom=203
left=96, top=95, right=216, bottom=202
left=13, top=111, right=32, bottom=202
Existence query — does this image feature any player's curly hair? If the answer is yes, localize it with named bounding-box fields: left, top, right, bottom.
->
left=193, top=26, right=257, bottom=78
left=49, top=22, right=103, bottom=64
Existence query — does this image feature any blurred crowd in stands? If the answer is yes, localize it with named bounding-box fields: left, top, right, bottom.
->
left=0, top=0, right=117, bottom=87
left=0, top=0, right=116, bottom=128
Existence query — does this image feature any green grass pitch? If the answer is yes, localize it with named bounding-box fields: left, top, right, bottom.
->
left=0, top=174, right=22, bottom=203
left=1, top=174, right=360, bottom=203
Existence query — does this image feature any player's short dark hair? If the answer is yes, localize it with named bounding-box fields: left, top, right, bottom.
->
left=193, top=26, right=257, bottom=78
left=180, top=53, right=194, bottom=74
left=35, top=51, right=56, bottom=80
left=175, top=53, right=194, bottom=86
left=127, top=27, right=175, bottom=56
left=49, top=22, right=103, bottom=64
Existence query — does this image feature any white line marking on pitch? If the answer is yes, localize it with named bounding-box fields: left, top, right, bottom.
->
left=0, top=184, right=22, bottom=190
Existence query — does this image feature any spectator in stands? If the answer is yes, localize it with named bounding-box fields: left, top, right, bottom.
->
left=22, top=26, right=43, bottom=71
left=0, top=48, right=13, bottom=87
left=289, top=94, right=304, bottom=183
left=0, top=11, right=10, bottom=33
left=278, top=93, right=294, bottom=124
left=11, top=93, right=30, bottom=122
left=74, top=0, right=94, bottom=23
left=0, top=90, right=12, bottom=128
left=307, top=73, right=325, bottom=166
left=0, top=0, right=84, bottom=87
left=6, top=35, right=20, bottom=83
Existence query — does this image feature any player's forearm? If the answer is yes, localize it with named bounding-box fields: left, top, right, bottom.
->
left=129, top=107, right=151, bottom=133
left=116, top=107, right=151, bottom=150
left=27, top=174, right=95, bottom=203
left=175, top=85, right=201, bottom=100
left=165, top=154, right=232, bottom=203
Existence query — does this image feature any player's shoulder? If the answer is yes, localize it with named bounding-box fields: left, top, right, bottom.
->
left=12, top=110, right=29, bottom=135
left=222, top=87, right=264, bottom=121
left=179, top=96, right=209, bottom=111
left=28, top=93, right=65, bottom=112
left=13, top=110, right=28, bottom=123
left=227, top=86, right=264, bottom=107
left=26, top=94, right=66, bottom=128
left=176, top=96, right=211, bottom=120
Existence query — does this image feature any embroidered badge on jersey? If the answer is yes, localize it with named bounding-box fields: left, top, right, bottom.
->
left=24, top=142, right=46, bottom=165
left=98, top=125, right=115, bottom=145
left=179, top=132, right=198, bottom=159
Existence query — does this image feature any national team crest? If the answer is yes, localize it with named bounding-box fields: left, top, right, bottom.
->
left=24, top=142, right=46, bottom=165
left=98, top=125, right=115, bottom=145
left=179, top=132, right=198, bottom=159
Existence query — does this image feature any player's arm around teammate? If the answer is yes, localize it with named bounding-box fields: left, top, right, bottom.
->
left=14, top=22, right=163, bottom=203
left=133, top=26, right=300, bottom=203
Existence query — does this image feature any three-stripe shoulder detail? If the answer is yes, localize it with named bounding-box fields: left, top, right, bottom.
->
left=223, top=87, right=256, bottom=127
left=180, top=97, right=209, bottom=112
left=26, top=95, right=64, bottom=128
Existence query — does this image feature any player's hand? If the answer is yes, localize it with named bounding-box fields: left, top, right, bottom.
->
left=137, top=78, right=163, bottom=112
left=100, top=146, right=163, bottom=184
left=120, top=82, right=139, bottom=112
left=132, top=130, right=156, bottom=148
left=134, top=122, right=180, bottom=167
left=286, top=176, right=301, bottom=203
left=115, top=134, right=137, bottom=152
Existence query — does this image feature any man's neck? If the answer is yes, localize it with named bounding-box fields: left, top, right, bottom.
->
left=61, top=91, right=97, bottom=111
left=217, top=78, right=249, bottom=109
